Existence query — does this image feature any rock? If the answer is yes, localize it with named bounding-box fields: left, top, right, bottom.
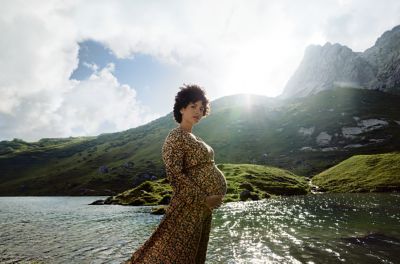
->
left=358, top=119, right=388, bottom=131
left=316, top=132, right=332, bottom=146
left=249, top=193, right=260, bottom=200
left=281, top=42, right=375, bottom=98
left=151, top=206, right=167, bottom=215
left=99, top=165, right=109, bottom=174
left=300, top=146, right=317, bottom=152
left=369, top=139, right=385, bottom=143
left=281, top=25, right=400, bottom=98
left=103, top=196, right=112, bottom=204
left=344, top=144, right=364, bottom=149
left=263, top=192, right=271, bottom=199
left=239, top=190, right=251, bottom=201
left=298, top=126, right=315, bottom=136
left=342, top=127, right=363, bottom=138
left=239, top=182, right=254, bottom=191
left=321, top=147, right=338, bottom=152
left=89, top=199, right=104, bottom=205
left=342, top=119, right=388, bottom=140
left=158, top=195, right=171, bottom=205
left=362, top=25, right=400, bottom=93
left=150, top=175, right=158, bottom=180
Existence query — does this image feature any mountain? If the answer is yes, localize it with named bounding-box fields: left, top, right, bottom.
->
left=1, top=88, right=400, bottom=196
left=281, top=25, right=400, bottom=98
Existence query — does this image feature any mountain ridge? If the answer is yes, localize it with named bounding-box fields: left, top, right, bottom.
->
left=1, top=88, right=399, bottom=195
left=281, top=25, right=400, bottom=98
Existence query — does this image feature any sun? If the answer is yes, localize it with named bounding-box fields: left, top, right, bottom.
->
left=219, top=25, right=296, bottom=98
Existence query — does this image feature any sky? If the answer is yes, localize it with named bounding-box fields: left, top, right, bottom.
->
left=1, top=0, right=400, bottom=142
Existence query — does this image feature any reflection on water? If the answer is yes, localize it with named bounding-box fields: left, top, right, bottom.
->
left=0, top=193, right=399, bottom=263
left=209, top=193, right=400, bottom=263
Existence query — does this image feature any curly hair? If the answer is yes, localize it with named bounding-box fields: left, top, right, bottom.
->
left=173, top=84, right=210, bottom=123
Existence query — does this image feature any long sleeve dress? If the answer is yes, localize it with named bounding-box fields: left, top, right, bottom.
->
left=125, top=126, right=227, bottom=264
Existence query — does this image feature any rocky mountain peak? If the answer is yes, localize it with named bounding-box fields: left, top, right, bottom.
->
left=281, top=25, right=400, bottom=98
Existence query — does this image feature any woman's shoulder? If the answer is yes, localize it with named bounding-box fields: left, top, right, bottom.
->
left=167, top=126, right=183, bottom=136
left=165, top=127, right=184, bottom=142
left=163, top=127, right=187, bottom=152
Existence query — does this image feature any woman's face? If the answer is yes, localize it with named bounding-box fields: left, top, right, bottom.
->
left=180, top=100, right=204, bottom=125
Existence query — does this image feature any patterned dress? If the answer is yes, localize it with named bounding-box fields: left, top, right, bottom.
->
left=125, top=126, right=227, bottom=264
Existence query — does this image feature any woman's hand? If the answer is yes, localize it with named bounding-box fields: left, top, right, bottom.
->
left=205, top=195, right=224, bottom=211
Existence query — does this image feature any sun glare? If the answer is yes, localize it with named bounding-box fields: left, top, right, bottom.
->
left=220, top=24, right=295, bottom=98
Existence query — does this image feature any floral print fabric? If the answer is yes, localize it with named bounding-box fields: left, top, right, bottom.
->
left=125, top=126, right=227, bottom=264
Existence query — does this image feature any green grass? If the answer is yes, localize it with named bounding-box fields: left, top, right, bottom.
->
left=104, top=179, right=172, bottom=206
left=312, top=152, right=400, bottom=192
left=220, top=163, right=309, bottom=202
left=104, top=163, right=310, bottom=206
left=1, top=88, right=400, bottom=195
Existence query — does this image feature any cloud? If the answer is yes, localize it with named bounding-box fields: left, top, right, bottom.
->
left=323, top=0, right=400, bottom=51
left=1, top=0, right=400, bottom=141
left=0, top=0, right=159, bottom=141
left=56, top=64, right=158, bottom=137
left=0, top=62, right=158, bottom=141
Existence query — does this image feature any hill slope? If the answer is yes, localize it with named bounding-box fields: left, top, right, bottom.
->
left=1, top=88, right=400, bottom=195
left=312, top=153, right=400, bottom=192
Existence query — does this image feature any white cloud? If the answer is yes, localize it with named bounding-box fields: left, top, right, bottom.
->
left=0, top=0, right=159, bottom=141
left=1, top=0, right=400, bottom=141
left=55, top=64, right=158, bottom=137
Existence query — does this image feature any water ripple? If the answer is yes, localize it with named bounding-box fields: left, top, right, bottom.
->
left=0, top=193, right=399, bottom=263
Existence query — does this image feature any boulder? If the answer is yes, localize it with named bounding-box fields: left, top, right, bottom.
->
left=158, top=195, right=171, bottom=205
left=151, top=206, right=167, bottom=215
left=99, top=165, right=109, bottom=174
left=89, top=199, right=104, bottom=205
left=240, top=190, right=251, bottom=201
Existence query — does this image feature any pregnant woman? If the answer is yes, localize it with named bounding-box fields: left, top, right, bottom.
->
left=125, top=84, right=227, bottom=264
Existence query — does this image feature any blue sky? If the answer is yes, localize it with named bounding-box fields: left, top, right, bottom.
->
left=70, top=40, right=181, bottom=114
left=1, top=0, right=400, bottom=141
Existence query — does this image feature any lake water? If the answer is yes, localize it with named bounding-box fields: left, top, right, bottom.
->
left=0, top=193, right=399, bottom=263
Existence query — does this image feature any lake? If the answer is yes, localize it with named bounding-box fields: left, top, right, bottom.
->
left=0, top=193, right=399, bottom=263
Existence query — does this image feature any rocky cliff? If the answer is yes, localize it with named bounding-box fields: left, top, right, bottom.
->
left=281, top=25, right=400, bottom=98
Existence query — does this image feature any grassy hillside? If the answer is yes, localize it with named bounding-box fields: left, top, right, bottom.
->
left=312, top=152, right=400, bottom=192
left=102, top=163, right=309, bottom=206
left=0, top=117, right=175, bottom=195
left=193, top=88, right=400, bottom=175
left=1, top=88, right=400, bottom=195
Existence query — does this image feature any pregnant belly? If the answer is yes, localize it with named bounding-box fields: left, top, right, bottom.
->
left=188, top=164, right=227, bottom=196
